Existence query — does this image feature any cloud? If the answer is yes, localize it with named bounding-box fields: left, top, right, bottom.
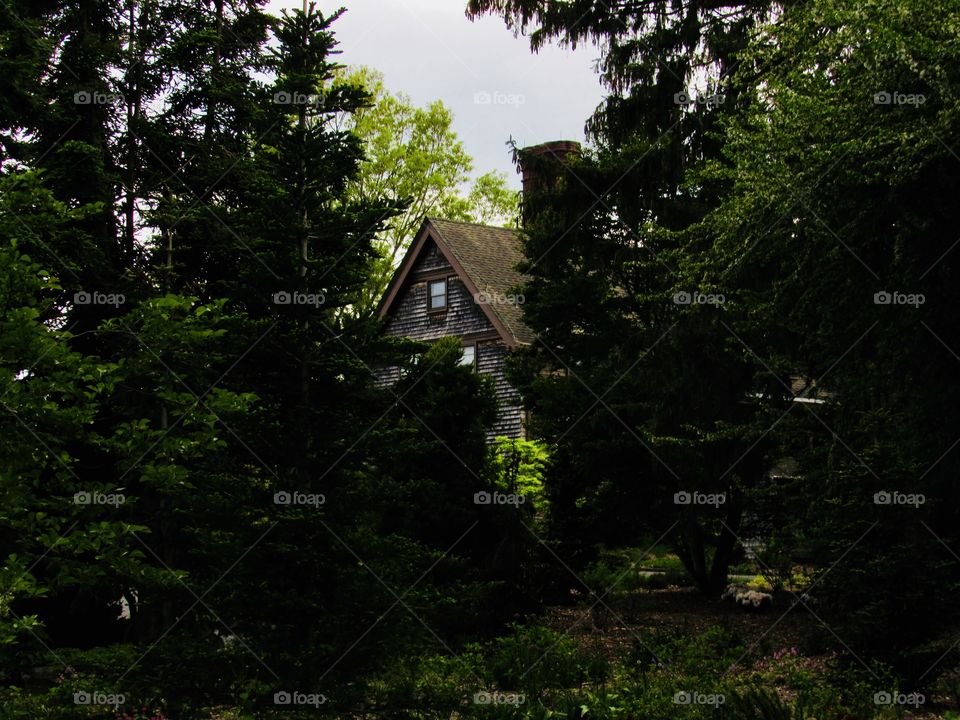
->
left=268, top=0, right=604, bottom=186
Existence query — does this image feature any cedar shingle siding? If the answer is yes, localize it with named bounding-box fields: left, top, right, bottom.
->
left=477, top=341, right=523, bottom=440
left=414, top=241, right=450, bottom=273
left=378, top=219, right=532, bottom=441
left=382, top=243, right=494, bottom=341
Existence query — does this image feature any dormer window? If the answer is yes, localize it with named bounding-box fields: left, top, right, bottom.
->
left=428, top=279, right=447, bottom=311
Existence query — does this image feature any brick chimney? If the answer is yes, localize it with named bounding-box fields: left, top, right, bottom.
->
left=519, top=140, right=581, bottom=194
left=517, top=140, right=582, bottom=225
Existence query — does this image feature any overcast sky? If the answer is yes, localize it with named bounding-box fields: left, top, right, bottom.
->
left=266, top=0, right=605, bottom=188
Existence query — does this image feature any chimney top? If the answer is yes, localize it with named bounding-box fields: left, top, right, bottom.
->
left=522, top=140, right=582, bottom=156
left=518, top=140, right=582, bottom=196
left=521, top=140, right=580, bottom=155
left=517, top=141, right=582, bottom=226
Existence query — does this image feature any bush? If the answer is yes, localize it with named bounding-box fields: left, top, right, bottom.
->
left=350, top=623, right=900, bottom=720
left=488, top=624, right=603, bottom=694
left=581, top=546, right=691, bottom=596
left=636, top=569, right=695, bottom=590
left=736, top=647, right=895, bottom=719
left=722, top=583, right=774, bottom=611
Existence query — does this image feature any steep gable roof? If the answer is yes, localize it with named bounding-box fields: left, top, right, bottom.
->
left=378, top=217, right=535, bottom=347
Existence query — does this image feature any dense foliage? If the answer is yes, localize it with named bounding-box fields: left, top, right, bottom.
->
left=472, top=0, right=960, bottom=694
left=2, top=0, right=959, bottom=716
left=0, top=2, right=532, bottom=717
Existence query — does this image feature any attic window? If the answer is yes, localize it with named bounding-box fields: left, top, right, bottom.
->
left=428, top=279, right=447, bottom=311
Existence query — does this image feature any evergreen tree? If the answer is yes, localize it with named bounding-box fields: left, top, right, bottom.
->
left=472, top=0, right=778, bottom=594
left=700, top=0, right=960, bottom=682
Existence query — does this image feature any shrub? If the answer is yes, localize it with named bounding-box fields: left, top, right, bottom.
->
left=488, top=625, right=591, bottom=694
left=722, top=583, right=773, bottom=611
left=747, top=575, right=773, bottom=592
left=581, top=546, right=690, bottom=597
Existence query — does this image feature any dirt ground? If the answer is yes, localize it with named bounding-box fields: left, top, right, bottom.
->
left=542, top=585, right=809, bottom=662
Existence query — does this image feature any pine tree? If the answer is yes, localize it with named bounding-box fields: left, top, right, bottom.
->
left=700, top=0, right=960, bottom=682
left=474, top=0, right=779, bottom=594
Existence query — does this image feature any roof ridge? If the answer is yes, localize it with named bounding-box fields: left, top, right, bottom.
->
left=427, top=216, right=521, bottom=233
left=380, top=217, right=535, bottom=346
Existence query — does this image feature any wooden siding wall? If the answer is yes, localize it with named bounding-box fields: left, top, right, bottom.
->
left=381, top=238, right=525, bottom=440
left=383, top=241, right=495, bottom=342
left=478, top=341, right=524, bottom=440
left=414, top=241, right=450, bottom=272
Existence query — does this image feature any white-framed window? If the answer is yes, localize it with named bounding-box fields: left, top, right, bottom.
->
left=460, top=343, right=476, bottom=368
left=428, top=279, right=447, bottom=311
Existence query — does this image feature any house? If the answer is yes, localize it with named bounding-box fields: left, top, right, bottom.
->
left=376, top=217, right=534, bottom=440
left=376, top=141, right=582, bottom=441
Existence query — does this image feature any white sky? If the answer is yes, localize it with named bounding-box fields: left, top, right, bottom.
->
left=267, top=0, right=605, bottom=187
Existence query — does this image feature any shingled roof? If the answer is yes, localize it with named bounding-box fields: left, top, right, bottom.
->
left=428, top=218, right=535, bottom=345
left=378, top=217, right=535, bottom=346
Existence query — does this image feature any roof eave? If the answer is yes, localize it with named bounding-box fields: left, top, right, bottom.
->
left=377, top=218, right=524, bottom=348
left=376, top=219, right=433, bottom=320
